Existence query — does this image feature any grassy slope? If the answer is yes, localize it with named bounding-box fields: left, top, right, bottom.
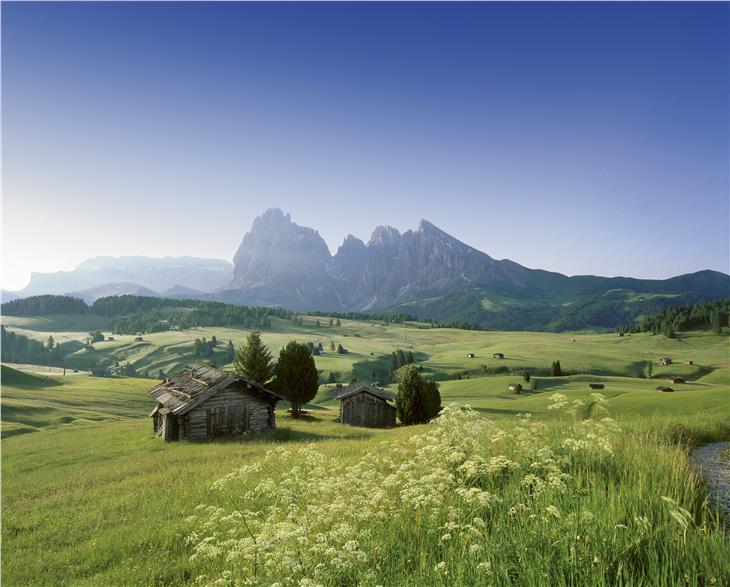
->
left=4, top=314, right=728, bottom=383
left=2, top=320, right=729, bottom=585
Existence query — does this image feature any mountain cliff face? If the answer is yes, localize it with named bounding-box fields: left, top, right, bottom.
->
left=228, top=209, right=730, bottom=317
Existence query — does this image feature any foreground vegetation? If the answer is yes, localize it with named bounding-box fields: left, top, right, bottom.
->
left=2, top=307, right=728, bottom=586
left=2, top=355, right=729, bottom=585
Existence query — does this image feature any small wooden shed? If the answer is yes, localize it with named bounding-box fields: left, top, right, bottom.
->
left=467, top=353, right=476, bottom=358
left=148, top=364, right=283, bottom=442
left=669, top=377, right=685, bottom=384
left=658, top=357, right=672, bottom=366
left=587, top=383, right=605, bottom=390
left=337, top=383, right=396, bottom=428
left=656, top=386, right=674, bottom=393
left=493, top=352, right=505, bottom=360
left=685, top=360, right=694, bottom=365
left=507, top=383, right=522, bottom=393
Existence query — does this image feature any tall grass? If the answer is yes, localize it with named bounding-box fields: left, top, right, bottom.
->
left=188, top=397, right=729, bottom=586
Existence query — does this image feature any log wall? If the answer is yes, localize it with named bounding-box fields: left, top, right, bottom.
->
left=340, top=392, right=396, bottom=428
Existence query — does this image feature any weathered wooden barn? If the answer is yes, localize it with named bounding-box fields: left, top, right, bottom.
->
left=587, top=383, right=605, bottom=390
left=493, top=352, right=505, bottom=360
left=669, top=377, right=685, bottom=384
left=656, top=386, right=674, bottom=393
left=467, top=353, right=476, bottom=358
left=658, top=357, right=672, bottom=366
left=337, top=383, right=396, bottom=428
left=148, top=364, right=283, bottom=442
left=507, top=383, right=522, bottom=393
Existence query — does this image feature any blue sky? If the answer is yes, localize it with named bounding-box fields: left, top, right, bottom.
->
left=2, top=2, right=728, bottom=290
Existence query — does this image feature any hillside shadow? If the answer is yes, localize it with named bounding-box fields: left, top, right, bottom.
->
left=471, top=407, right=536, bottom=416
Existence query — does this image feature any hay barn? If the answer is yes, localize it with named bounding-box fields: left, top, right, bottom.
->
left=507, top=383, right=522, bottom=393
left=587, top=383, right=605, bottom=390
left=658, top=357, right=672, bottom=366
left=148, top=364, right=283, bottom=442
left=656, top=386, right=674, bottom=393
left=493, top=352, right=505, bottom=359
left=336, top=383, right=396, bottom=428
left=669, top=377, right=685, bottom=384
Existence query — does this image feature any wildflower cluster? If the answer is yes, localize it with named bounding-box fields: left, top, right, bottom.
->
left=187, top=402, right=623, bottom=586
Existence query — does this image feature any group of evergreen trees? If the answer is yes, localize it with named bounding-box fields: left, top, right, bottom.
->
left=233, top=331, right=318, bottom=418
left=635, top=298, right=730, bottom=337
left=1, top=326, right=66, bottom=366
left=1, top=295, right=89, bottom=316
left=193, top=336, right=217, bottom=357
left=307, top=310, right=416, bottom=324
left=389, top=349, right=414, bottom=375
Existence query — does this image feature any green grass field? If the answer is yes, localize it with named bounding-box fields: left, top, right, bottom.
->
left=2, top=319, right=729, bottom=586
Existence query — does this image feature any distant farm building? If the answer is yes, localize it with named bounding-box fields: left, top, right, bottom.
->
left=656, top=386, right=674, bottom=393
left=658, top=357, right=672, bottom=366
left=90, top=367, right=111, bottom=377
left=107, top=336, right=115, bottom=341
left=587, top=383, right=605, bottom=390
left=467, top=353, right=476, bottom=358
left=493, top=353, right=505, bottom=360
left=618, top=333, right=624, bottom=337
left=148, top=363, right=282, bottom=442
left=669, top=377, right=685, bottom=384
left=507, top=383, right=522, bottom=393
left=336, top=383, right=396, bottom=428
left=685, top=360, right=694, bottom=365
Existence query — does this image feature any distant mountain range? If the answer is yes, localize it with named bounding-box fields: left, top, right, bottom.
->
left=8, top=256, right=233, bottom=302
left=4, top=209, right=728, bottom=330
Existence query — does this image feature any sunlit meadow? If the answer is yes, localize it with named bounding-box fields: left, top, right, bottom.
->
left=187, top=398, right=729, bottom=586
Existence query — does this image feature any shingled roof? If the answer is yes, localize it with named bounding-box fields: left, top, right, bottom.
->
left=149, top=363, right=283, bottom=416
left=335, top=382, right=394, bottom=402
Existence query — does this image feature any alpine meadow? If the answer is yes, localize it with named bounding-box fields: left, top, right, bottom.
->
left=2, top=2, right=729, bottom=587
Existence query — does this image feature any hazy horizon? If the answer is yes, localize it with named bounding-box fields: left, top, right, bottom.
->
left=3, top=2, right=729, bottom=290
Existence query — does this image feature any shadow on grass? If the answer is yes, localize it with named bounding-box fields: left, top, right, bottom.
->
left=471, top=407, right=536, bottom=416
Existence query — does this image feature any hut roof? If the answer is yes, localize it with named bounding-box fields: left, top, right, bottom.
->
left=336, top=383, right=394, bottom=402
left=149, top=363, right=283, bottom=416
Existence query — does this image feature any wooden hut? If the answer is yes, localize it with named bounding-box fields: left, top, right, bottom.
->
left=507, top=383, right=522, bottom=393
left=669, top=377, right=685, bottom=384
left=685, top=360, right=694, bottom=365
left=587, top=383, right=605, bottom=390
left=658, top=357, right=672, bottom=366
left=90, top=366, right=111, bottom=377
left=493, top=352, right=505, bottom=360
left=148, top=364, right=283, bottom=442
left=656, top=386, right=674, bottom=393
left=336, top=383, right=396, bottom=428
left=467, top=353, right=476, bottom=358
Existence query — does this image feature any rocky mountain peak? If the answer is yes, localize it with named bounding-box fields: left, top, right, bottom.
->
left=368, top=225, right=401, bottom=247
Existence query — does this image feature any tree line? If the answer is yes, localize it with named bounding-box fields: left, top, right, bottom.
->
left=1, top=294, right=292, bottom=334
left=1, top=326, right=66, bottom=366
left=629, top=298, right=730, bottom=337
left=2, top=295, right=89, bottom=316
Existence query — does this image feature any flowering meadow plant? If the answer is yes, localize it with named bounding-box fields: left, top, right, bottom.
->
left=187, top=399, right=728, bottom=586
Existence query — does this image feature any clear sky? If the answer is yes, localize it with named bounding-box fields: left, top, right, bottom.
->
left=2, top=2, right=729, bottom=290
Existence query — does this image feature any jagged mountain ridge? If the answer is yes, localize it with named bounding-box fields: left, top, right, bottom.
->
left=228, top=209, right=730, bottom=317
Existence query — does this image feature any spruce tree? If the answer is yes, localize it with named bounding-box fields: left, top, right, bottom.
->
left=395, top=365, right=441, bottom=425
left=551, top=360, right=562, bottom=377
left=523, top=370, right=530, bottom=383
left=273, top=341, right=319, bottom=418
left=225, top=340, right=235, bottom=363
left=233, top=331, right=274, bottom=384
left=327, top=371, right=336, bottom=384
left=407, top=350, right=414, bottom=364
